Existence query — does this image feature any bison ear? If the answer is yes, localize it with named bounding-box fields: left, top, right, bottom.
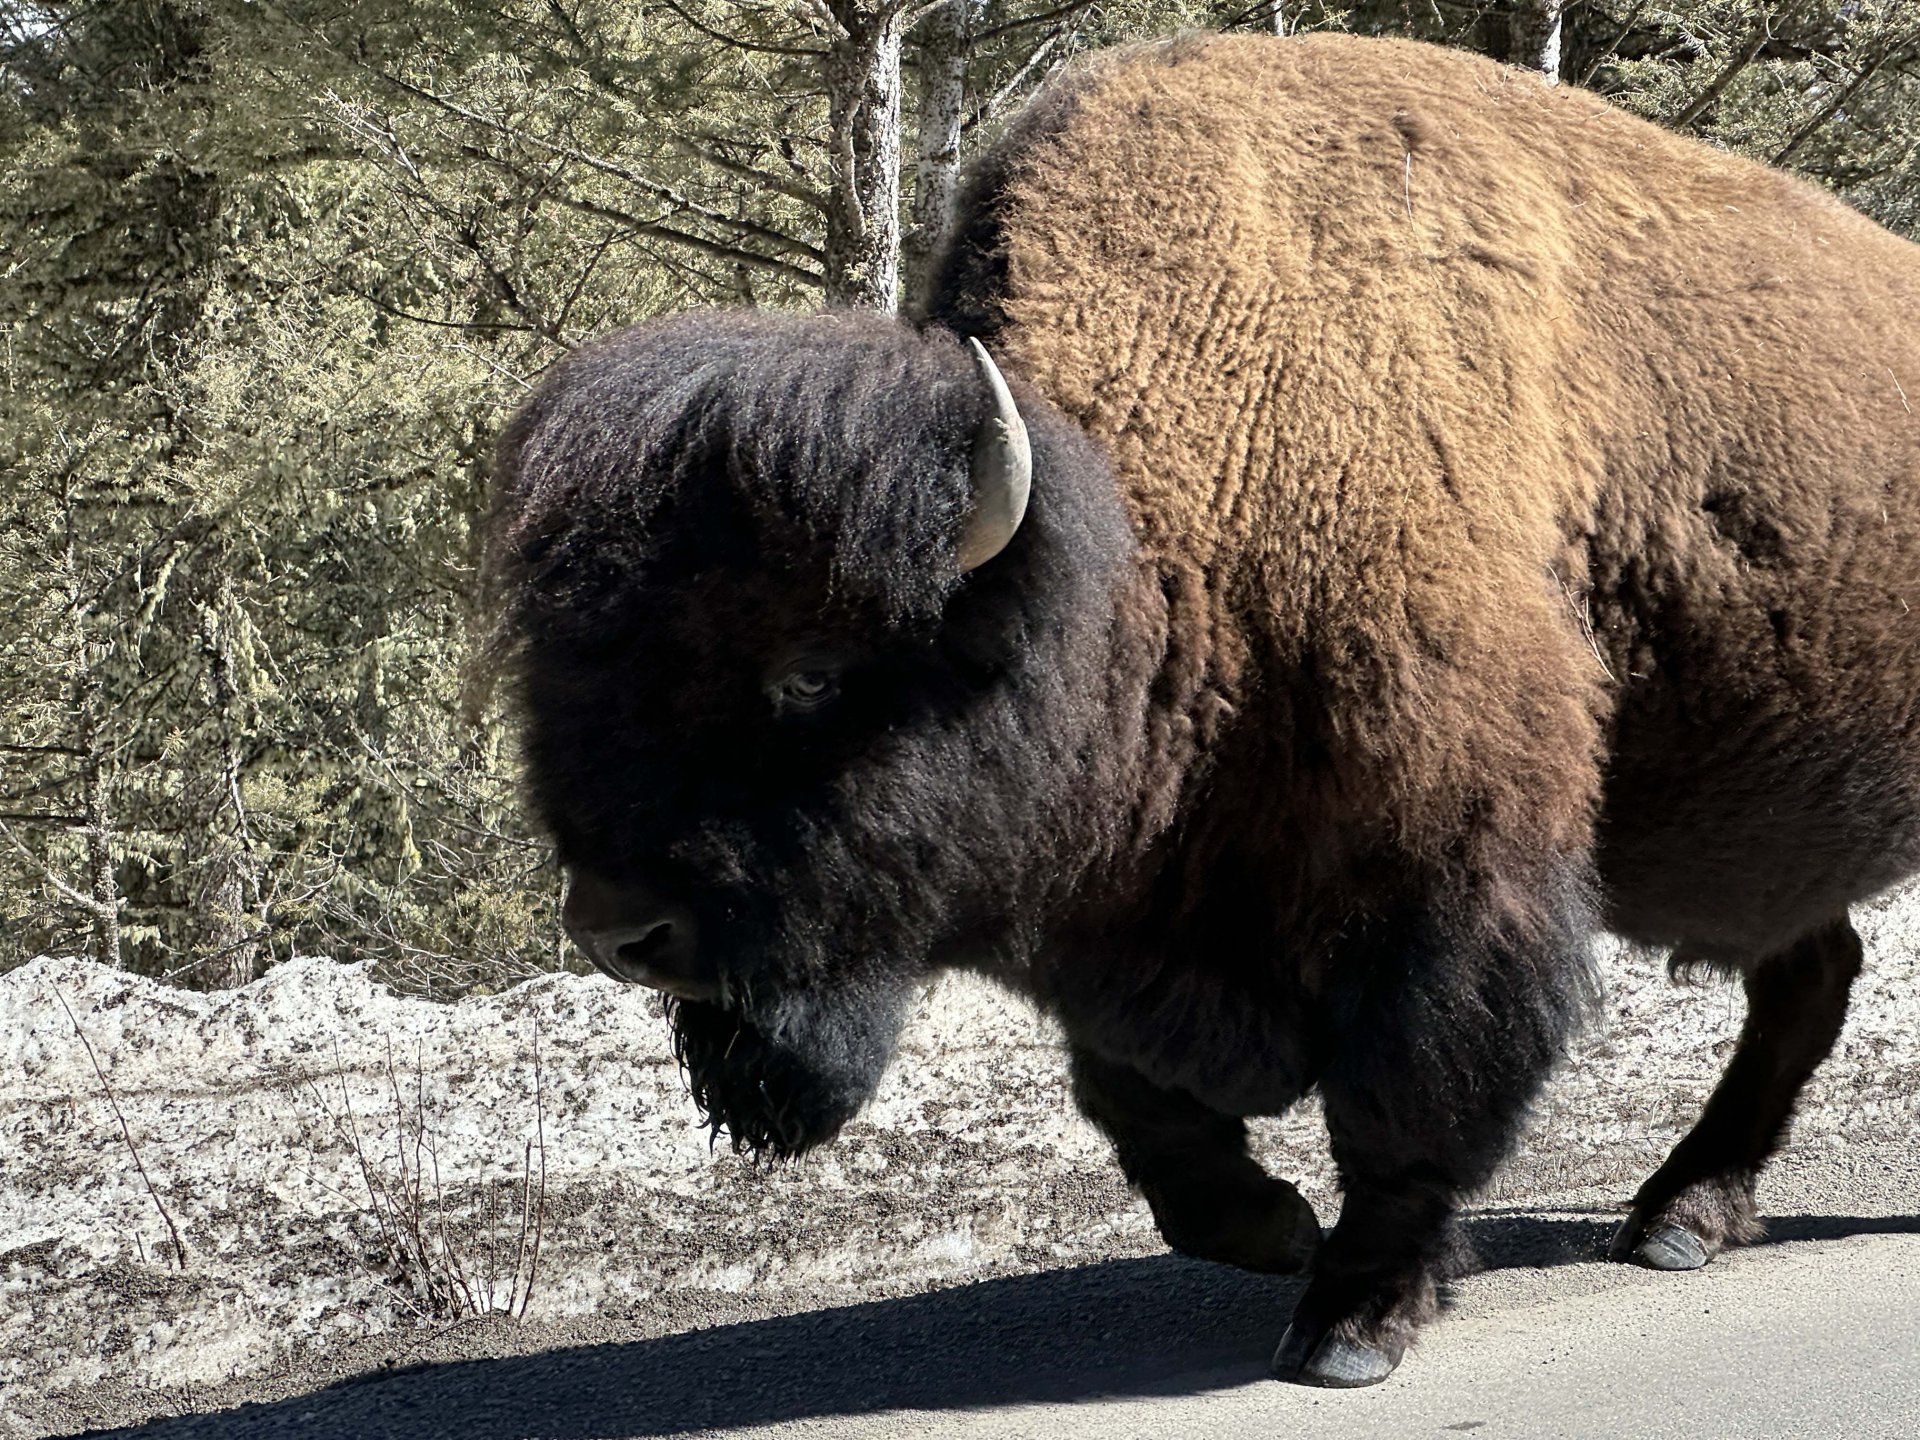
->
left=957, top=338, right=1033, bottom=573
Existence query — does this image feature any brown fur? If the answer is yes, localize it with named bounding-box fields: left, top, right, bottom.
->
left=941, top=33, right=1920, bottom=943
left=923, top=32, right=1920, bottom=1370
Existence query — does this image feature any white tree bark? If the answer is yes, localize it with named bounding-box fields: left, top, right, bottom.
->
left=824, top=2, right=909, bottom=310
left=1511, top=0, right=1565, bottom=84
left=901, top=0, right=971, bottom=313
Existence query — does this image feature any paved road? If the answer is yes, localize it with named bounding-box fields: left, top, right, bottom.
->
left=85, top=1215, right=1920, bottom=1440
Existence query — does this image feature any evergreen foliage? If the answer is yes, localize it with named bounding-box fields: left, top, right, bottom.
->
left=2, top=0, right=1915, bottom=990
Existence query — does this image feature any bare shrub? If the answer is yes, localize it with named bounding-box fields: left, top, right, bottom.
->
left=305, top=1022, right=547, bottom=1321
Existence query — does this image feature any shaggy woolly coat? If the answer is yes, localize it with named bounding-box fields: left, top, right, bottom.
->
left=930, top=33, right=1920, bottom=966
left=497, top=33, right=1920, bottom=1377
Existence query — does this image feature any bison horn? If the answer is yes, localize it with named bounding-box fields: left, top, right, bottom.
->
left=957, top=338, right=1033, bottom=572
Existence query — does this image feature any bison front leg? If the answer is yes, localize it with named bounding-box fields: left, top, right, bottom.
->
left=1069, top=1046, right=1321, bottom=1275
left=1272, top=893, right=1589, bottom=1388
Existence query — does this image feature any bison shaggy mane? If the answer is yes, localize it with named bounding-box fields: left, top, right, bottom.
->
left=490, top=35, right=1920, bottom=1385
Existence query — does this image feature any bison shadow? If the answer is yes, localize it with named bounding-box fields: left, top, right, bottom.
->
left=87, top=1210, right=1920, bottom=1440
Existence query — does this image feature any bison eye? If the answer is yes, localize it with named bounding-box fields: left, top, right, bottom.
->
left=769, top=668, right=839, bottom=715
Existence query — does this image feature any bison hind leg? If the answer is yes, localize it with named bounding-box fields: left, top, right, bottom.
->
left=1148, top=1167, right=1323, bottom=1275
left=1611, top=914, right=1864, bottom=1270
left=1069, top=1047, right=1321, bottom=1275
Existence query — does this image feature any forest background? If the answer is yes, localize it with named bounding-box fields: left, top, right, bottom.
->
left=2, top=1, right=1916, bottom=995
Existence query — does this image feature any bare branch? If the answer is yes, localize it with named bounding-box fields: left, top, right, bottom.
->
left=973, top=0, right=1096, bottom=45
left=1773, top=29, right=1920, bottom=165
left=543, top=0, right=591, bottom=55
left=517, top=1019, right=547, bottom=1320
left=0, top=820, right=117, bottom=913
left=524, top=189, right=825, bottom=287
left=657, top=0, right=827, bottom=56
left=53, top=987, right=189, bottom=1271
left=966, top=28, right=1066, bottom=132
left=1675, top=0, right=1816, bottom=129
left=161, top=929, right=277, bottom=983
left=361, top=296, right=537, bottom=336
left=1579, top=0, right=1650, bottom=86
left=670, top=134, right=829, bottom=211
left=455, top=225, right=572, bottom=349
left=297, top=17, right=822, bottom=263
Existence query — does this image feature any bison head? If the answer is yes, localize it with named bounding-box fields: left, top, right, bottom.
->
left=490, top=311, right=1139, bottom=1157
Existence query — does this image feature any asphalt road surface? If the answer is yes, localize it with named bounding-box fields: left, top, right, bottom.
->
left=79, top=1209, right=1920, bottom=1440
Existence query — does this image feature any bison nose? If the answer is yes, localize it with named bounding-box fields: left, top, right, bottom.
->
left=562, top=870, right=718, bottom=1002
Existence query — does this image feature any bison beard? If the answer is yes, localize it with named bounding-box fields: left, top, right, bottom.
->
left=491, top=33, right=1920, bottom=1393
left=666, top=982, right=911, bottom=1158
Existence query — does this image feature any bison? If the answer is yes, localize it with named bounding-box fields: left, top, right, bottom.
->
left=490, top=34, right=1920, bottom=1386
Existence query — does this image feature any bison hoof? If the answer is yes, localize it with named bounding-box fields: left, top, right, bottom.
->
left=1608, top=1180, right=1759, bottom=1268
left=1271, top=1322, right=1403, bottom=1388
left=1612, top=1219, right=1711, bottom=1271
left=1607, top=1206, right=1715, bottom=1270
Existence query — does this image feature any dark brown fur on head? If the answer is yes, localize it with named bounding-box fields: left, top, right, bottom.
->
left=491, top=311, right=1143, bottom=1155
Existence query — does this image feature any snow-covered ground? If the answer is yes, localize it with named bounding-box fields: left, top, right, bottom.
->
left=4, top=887, right=1918, bottom=1437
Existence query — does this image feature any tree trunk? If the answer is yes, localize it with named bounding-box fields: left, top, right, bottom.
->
left=1510, top=1, right=1565, bottom=83
left=824, top=2, right=907, bottom=310
left=902, top=0, right=970, bottom=314
left=61, top=493, right=121, bottom=969
left=192, top=594, right=261, bottom=989
left=76, top=712, right=121, bottom=969
left=194, top=842, right=256, bottom=989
